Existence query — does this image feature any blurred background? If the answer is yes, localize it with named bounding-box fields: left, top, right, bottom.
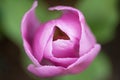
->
left=0, top=0, right=120, bottom=80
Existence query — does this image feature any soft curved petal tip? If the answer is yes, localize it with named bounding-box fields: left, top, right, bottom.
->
left=28, top=64, right=65, bottom=77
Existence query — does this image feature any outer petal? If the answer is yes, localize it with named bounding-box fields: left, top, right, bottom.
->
left=21, top=1, right=40, bottom=66
left=80, top=19, right=96, bottom=55
left=49, top=6, right=96, bottom=55
left=67, top=44, right=101, bottom=74
left=33, top=20, right=56, bottom=61
left=49, top=6, right=81, bottom=41
left=28, top=64, right=65, bottom=77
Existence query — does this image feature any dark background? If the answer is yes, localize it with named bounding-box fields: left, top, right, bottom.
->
left=0, top=0, right=120, bottom=80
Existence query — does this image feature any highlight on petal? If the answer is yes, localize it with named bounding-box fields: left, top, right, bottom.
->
left=21, top=1, right=40, bottom=66
left=33, top=20, right=56, bottom=62
left=28, top=64, right=65, bottom=77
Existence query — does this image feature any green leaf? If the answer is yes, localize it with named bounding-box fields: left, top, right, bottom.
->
left=58, top=52, right=111, bottom=80
left=76, top=0, right=118, bottom=44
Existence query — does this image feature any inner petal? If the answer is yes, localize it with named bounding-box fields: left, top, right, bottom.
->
left=52, top=27, right=79, bottom=58
left=52, top=40, right=79, bottom=58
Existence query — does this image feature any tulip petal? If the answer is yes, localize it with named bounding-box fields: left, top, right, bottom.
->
left=49, top=6, right=96, bottom=56
left=52, top=39, right=79, bottom=58
left=44, top=34, right=78, bottom=67
left=67, top=44, right=101, bottom=74
left=80, top=19, right=96, bottom=55
left=21, top=1, right=40, bottom=66
left=49, top=6, right=81, bottom=41
left=51, top=57, right=78, bottom=68
left=33, top=20, right=56, bottom=62
left=28, top=64, right=65, bottom=77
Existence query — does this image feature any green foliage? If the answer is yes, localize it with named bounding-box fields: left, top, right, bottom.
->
left=0, top=6, right=3, bottom=40
left=1, top=0, right=60, bottom=45
left=36, top=1, right=61, bottom=22
left=20, top=48, right=40, bottom=80
left=0, top=9, right=2, bottom=40
left=1, top=0, right=32, bottom=45
left=76, top=0, right=118, bottom=43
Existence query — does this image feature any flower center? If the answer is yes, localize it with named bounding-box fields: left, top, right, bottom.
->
left=53, top=27, right=70, bottom=41
left=52, top=26, right=79, bottom=58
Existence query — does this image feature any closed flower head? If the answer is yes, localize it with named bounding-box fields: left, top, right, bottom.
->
left=21, top=1, right=101, bottom=77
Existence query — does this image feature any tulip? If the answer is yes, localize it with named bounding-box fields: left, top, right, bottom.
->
left=21, top=1, right=101, bottom=77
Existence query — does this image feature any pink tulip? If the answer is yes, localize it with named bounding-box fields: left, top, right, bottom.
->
left=21, top=1, right=101, bottom=77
